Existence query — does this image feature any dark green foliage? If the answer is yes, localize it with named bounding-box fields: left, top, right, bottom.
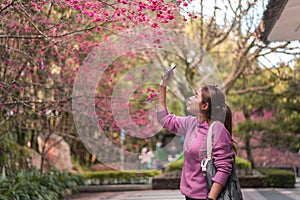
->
left=258, top=168, right=296, bottom=188
left=0, top=137, right=30, bottom=175
left=0, top=168, right=86, bottom=200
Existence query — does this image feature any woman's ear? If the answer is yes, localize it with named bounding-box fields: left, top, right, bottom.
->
left=200, top=102, right=208, bottom=111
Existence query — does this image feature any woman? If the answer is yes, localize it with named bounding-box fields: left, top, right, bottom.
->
left=157, top=73, right=234, bottom=200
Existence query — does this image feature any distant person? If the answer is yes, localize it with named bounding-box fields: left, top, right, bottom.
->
left=154, top=140, right=163, bottom=169
left=145, top=148, right=154, bottom=169
left=168, top=142, right=178, bottom=161
left=139, top=147, right=154, bottom=169
left=139, top=145, right=148, bottom=169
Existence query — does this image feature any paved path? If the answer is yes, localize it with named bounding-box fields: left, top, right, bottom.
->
left=66, top=188, right=300, bottom=200
left=66, top=178, right=300, bottom=200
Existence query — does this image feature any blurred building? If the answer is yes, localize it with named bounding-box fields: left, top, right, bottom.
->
left=256, top=0, right=300, bottom=43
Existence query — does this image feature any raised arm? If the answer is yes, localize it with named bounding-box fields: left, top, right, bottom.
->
left=156, top=71, right=189, bottom=136
left=158, top=84, right=167, bottom=111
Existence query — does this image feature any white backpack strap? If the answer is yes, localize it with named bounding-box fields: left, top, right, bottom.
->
left=201, top=121, right=215, bottom=173
left=207, top=121, right=215, bottom=159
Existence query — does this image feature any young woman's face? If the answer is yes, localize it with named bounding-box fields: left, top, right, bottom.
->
left=186, top=89, right=202, bottom=115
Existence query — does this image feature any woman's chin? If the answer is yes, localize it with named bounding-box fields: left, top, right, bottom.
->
left=187, top=109, right=196, bottom=116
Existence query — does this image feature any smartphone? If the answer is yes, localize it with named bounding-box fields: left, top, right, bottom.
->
left=166, top=65, right=176, bottom=75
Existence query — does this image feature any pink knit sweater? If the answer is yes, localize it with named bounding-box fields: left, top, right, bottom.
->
left=157, top=110, right=234, bottom=199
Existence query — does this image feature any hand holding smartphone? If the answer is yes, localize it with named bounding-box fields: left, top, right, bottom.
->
left=166, top=65, right=176, bottom=76
left=161, top=65, right=176, bottom=87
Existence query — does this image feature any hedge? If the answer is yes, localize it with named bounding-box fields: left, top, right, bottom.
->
left=257, top=168, right=296, bottom=188
left=81, top=170, right=161, bottom=185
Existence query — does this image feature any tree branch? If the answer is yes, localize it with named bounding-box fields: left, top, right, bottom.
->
left=229, top=84, right=275, bottom=95
left=0, top=0, right=17, bottom=14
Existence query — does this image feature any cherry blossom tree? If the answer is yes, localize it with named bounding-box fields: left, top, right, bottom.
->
left=0, top=0, right=195, bottom=171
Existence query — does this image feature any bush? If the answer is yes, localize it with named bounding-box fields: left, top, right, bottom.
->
left=0, top=168, right=86, bottom=200
left=258, top=168, right=296, bottom=188
left=0, top=137, right=30, bottom=175
left=81, top=170, right=161, bottom=185
left=235, top=157, right=251, bottom=169
left=166, top=159, right=183, bottom=172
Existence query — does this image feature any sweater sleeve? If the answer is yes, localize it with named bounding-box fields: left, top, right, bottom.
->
left=211, top=122, right=234, bottom=186
left=157, top=109, right=193, bottom=137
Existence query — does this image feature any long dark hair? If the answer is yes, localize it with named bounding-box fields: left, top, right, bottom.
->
left=200, top=85, right=235, bottom=150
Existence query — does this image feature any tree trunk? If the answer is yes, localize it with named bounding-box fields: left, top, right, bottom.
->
left=245, top=131, right=255, bottom=168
